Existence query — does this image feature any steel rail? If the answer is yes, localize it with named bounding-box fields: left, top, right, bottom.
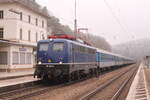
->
left=2, top=75, right=93, bottom=100
left=0, top=84, right=42, bottom=97
left=5, top=66, right=121, bottom=100
left=8, top=77, right=92, bottom=100
left=8, top=86, right=58, bottom=100
left=0, top=65, right=135, bottom=100
left=110, top=67, right=138, bottom=100
left=80, top=66, right=136, bottom=100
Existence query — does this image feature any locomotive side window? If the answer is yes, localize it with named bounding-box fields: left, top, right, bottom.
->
left=39, top=43, right=49, bottom=51
left=53, top=43, right=64, bottom=51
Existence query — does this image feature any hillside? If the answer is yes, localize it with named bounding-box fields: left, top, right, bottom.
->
left=112, top=38, right=150, bottom=60
left=47, top=16, right=111, bottom=51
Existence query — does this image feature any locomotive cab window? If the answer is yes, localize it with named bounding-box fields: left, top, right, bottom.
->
left=39, top=43, right=49, bottom=51
left=53, top=42, right=64, bottom=52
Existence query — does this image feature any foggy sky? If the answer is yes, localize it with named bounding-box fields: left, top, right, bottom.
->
left=37, top=0, right=150, bottom=45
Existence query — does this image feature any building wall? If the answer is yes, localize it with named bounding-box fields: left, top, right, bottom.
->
left=0, top=3, right=18, bottom=40
left=0, top=45, right=10, bottom=69
left=10, top=45, right=33, bottom=69
left=0, top=2, right=50, bottom=71
left=0, top=44, right=34, bottom=71
left=0, top=3, right=48, bottom=43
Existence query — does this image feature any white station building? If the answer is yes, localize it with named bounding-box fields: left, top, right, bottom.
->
left=0, top=0, right=50, bottom=72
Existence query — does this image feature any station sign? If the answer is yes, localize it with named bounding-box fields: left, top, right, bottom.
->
left=19, top=48, right=27, bottom=52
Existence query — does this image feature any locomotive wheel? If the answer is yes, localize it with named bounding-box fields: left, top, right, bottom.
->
left=70, top=72, right=76, bottom=81
left=62, top=74, right=70, bottom=82
left=41, top=75, right=49, bottom=82
left=77, top=71, right=80, bottom=80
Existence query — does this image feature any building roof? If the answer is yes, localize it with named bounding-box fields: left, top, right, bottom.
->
left=0, top=0, right=50, bottom=18
left=0, top=39, right=37, bottom=47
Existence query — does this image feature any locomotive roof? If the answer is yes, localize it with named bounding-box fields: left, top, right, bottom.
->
left=38, top=39, right=96, bottom=50
left=39, top=39, right=133, bottom=61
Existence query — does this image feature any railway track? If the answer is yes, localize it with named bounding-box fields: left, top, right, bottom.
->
left=0, top=64, right=136, bottom=100
left=0, top=74, right=94, bottom=100
left=0, top=80, right=73, bottom=100
left=26, top=64, right=136, bottom=100
left=80, top=65, right=138, bottom=100
left=110, top=66, right=137, bottom=100
left=0, top=83, right=47, bottom=100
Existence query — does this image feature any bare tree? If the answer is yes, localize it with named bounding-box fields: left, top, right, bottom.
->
left=47, top=16, right=111, bottom=51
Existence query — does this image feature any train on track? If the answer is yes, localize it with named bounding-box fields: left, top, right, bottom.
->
left=34, top=35, right=134, bottom=81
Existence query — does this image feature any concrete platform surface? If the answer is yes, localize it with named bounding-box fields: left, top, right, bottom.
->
left=126, top=63, right=150, bottom=100
left=0, top=76, right=38, bottom=88
left=144, top=68, right=150, bottom=99
left=0, top=69, right=34, bottom=80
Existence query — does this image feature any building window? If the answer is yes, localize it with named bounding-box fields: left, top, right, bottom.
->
left=12, top=52, right=19, bottom=64
left=20, top=12, right=22, bottom=20
left=26, top=53, right=31, bottom=64
left=28, top=15, right=31, bottom=23
left=0, top=10, right=4, bottom=19
left=28, top=30, right=31, bottom=41
left=0, top=28, right=4, bottom=39
left=20, top=28, right=22, bottom=40
left=42, top=20, right=44, bottom=28
left=0, top=52, right=7, bottom=65
left=36, top=32, right=38, bottom=42
left=20, top=52, right=25, bottom=64
left=42, top=34, right=45, bottom=39
left=36, top=18, right=38, bottom=26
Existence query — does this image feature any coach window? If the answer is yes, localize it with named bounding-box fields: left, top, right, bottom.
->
left=53, top=43, right=64, bottom=52
left=72, top=44, right=76, bottom=52
left=80, top=46, right=85, bottom=52
left=101, top=53, right=105, bottom=61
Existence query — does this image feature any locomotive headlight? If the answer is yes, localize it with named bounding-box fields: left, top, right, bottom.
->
left=48, top=59, right=52, bottom=63
left=59, top=61, right=62, bottom=64
left=38, top=61, right=42, bottom=64
left=49, top=39, right=53, bottom=42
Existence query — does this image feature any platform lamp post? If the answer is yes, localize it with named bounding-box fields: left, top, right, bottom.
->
left=145, top=56, right=150, bottom=68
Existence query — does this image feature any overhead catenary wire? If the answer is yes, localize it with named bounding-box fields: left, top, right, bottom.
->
left=103, top=0, right=129, bottom=33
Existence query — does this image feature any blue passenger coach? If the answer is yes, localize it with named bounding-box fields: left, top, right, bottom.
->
left=96, top=49, right=134, bottom=70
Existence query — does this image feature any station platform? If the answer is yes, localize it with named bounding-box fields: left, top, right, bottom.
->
left=0, top=69, right=34, bottom=80
left=126, top=63, right=150, bottom=100
left=0, top=69, right=39, bottom=93
left=0, top=76, right=38, bottom=88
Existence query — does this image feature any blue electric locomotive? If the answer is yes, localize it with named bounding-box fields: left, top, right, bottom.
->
left=34, top=38, right=97, bottom=80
